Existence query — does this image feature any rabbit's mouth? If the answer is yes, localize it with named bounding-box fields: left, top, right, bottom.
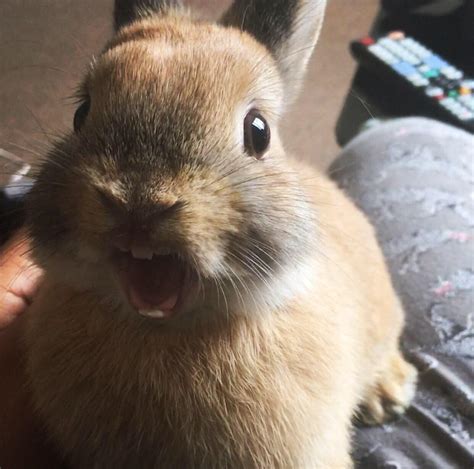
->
left=114, top=251, right=197, bottom=320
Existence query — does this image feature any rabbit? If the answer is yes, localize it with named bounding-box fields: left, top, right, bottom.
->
left=23, top=0, right=417, bottom=467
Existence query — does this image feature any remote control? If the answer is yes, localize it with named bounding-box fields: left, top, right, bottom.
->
left=351, top=31, right=474, bottom=133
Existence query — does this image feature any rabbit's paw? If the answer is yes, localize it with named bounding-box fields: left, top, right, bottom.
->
left=360, top=352, right=417, bottom=425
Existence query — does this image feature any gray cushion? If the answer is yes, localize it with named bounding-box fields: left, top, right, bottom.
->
left=330, top=117, right=474, bottom=468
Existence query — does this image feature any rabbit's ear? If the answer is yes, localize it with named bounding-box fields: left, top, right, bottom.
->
left=114, top=0, right=180, bottom=31
left=222, top=0, right=326, bottom=104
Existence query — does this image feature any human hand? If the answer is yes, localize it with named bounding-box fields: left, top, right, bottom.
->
left=0, top=228, right=42, bottom=329
left=0, top=229, right=64, bottom=468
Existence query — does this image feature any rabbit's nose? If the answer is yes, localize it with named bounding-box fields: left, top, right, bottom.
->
left=111, top=202, right=181, bottom=252
left=112, top=227, right=152, bottom=257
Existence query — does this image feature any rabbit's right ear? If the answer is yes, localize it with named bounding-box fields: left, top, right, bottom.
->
left=114, top=0, right=180, bottom=31
left=222, top=0, right=326, bottom=106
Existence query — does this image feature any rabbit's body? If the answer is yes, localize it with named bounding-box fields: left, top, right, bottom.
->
left=24, top=3, right=416, bottom=468
left=26, top=169, right=415, bottom=468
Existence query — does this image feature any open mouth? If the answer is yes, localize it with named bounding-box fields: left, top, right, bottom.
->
left=115, top=249, right=192, bottom=319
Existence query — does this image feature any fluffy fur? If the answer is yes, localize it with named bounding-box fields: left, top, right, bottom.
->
left=24, top=1, right=417, bottom=467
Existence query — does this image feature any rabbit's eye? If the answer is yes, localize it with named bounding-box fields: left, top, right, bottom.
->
left=73, top=100, right=90, bottom=132
left=244, top=110, right=270, bottom=159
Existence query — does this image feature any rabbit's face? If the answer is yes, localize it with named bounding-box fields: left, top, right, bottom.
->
left=28, top=3, right=325, bottom=324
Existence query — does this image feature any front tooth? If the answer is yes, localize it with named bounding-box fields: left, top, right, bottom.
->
left=139, top=309, right=165, bottom=319
left=131, top=245, right=153, bottom=260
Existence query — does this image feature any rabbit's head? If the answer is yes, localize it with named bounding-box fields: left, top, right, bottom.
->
left=28, top=0, right=326, bottom=325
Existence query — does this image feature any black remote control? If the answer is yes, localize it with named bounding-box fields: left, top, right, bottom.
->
left=351, top=31, right=474, bottom=133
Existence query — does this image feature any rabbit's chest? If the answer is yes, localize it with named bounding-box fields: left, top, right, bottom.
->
left=26, top=304, right=319, bottom=467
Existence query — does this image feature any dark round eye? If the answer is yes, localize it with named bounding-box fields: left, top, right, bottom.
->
left=243, top=110, right=270, bottom=159
left=73, top=100, right=90, bottom=132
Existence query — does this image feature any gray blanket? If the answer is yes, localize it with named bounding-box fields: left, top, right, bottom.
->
left=330, top=118, right=474, bottom=468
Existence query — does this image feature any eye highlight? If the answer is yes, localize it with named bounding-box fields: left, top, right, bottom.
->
left=73, top=100, right=90, bottom=132
left=243, top=110, right=270, bottom=159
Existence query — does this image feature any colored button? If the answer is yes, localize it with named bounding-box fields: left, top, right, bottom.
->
left=448, top=90, right=459, bottom=98
left=361, top=36, right=375, bottom=46
left=424, top=54, right=449, bottom=69
left=389, top=31, right=405, bottom=40
left=423, top=69, right=439, bottom=78
left=392, top=61, right=418, bottom=77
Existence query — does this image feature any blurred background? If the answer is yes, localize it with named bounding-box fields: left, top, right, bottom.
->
left=0, top=0, right=378, bottom=171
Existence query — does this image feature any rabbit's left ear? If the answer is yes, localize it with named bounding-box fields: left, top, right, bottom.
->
left=114, top=0, right=180, bottom=31
left=222, top=0, right=326, bottom=105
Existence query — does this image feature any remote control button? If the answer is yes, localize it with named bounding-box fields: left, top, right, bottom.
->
left=368, top=44, right=397, bottom=65
left=426, top=87, right=444, bottom=98
left=388, top=31, right=405, bottom=40
left=423, top=69, right=439, bottom=78
left=441, top=66, right=463, bottom=80
left=440, top=99, right=465, bottom=117
left=409, top=75, right=429, bottom=87
left=458, top=110, right=474, bottom=120
left=424, top=54, right=449, bottom=70
left=393, top=61, right=418, bottom=77
left=460, top=79, right=474, bottom=90
left=361, top=36, right=375, bottom=46
left=459, top=96, right=474, bottom=111
left=400, top=38, right=431, bottom=58
left=448, top=90, right=459, bottom=98
left=403, top=53, right=422, bottom=66
left=379, top=38, right=393, bottom=46
left=440, top=97, right=457, bottom=107
left=379, top=38, right=420, bottom=64
left=379, top=40, right=399, bottom=55
left=459, top=87, right=471, bottom=95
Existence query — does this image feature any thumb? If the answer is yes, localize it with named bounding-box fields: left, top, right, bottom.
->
left=0, top=230, right=43, bottom=329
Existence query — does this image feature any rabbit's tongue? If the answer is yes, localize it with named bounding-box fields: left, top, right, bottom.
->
left=120, top=255, right=185, bottom=318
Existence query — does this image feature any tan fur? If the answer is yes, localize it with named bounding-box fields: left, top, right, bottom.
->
left=24, top=4, right=416, bottom=468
